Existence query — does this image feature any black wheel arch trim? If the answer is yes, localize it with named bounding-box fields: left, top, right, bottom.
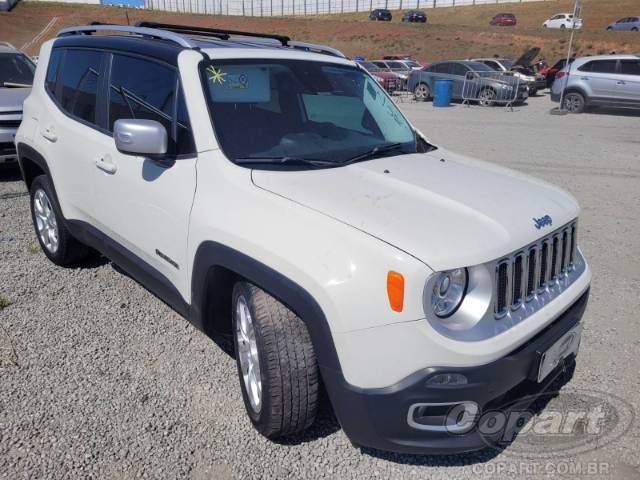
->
left=190, top=241, right=342, bottom=373
left=17, top=142, right=52, bottom=187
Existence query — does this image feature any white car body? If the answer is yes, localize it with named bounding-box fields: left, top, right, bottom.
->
left=543, top=13, right=583, bottom=29
left=16, top=27, right=591, bottom=454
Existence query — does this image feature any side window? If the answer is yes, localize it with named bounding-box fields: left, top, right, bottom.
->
left=451, top=63, right=469, bottom=77
left=589, top=60, right=618, bottom=74
left=432, top=63, right=450, bottom=74
left=620, top=60, right=640, bottom=76
left=59, top=49, right=103, bottom=125
left=45, top=48, right=63, bottom=96
left=109, top=54, right=195, bottom=156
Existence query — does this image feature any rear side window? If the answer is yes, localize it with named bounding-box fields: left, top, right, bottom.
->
left=578, top=60, right=618, bottom=74
left=431, top=63, right=450, bottom=74
left=620, top=60, right=640, bottom=76
left=59, top=49, right=104, bottom=125
left=45, top=49, right=63, bottom=94
left=108, top=54, right=195, bottom=156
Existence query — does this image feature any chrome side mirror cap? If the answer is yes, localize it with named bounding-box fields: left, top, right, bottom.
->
left=113, top=119, right=168, bottom=156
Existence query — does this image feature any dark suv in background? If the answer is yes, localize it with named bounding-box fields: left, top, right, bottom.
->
left=369, top=9, right=392, bottom=21
left=402, top=10, right=427, bottom=23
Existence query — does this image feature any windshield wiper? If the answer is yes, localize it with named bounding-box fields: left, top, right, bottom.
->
left=1, top=82, right=32, bottom=88
left=234, top=156, right=337, bottom=168
left=342, top=143, right=405, bottom=165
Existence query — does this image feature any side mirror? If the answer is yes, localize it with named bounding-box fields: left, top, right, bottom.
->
left=113, top=119, right=168, bottom=157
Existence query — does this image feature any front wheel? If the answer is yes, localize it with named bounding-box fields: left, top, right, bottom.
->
left=414, top=82, right=431, bottom=101
left=632, top=27, right=639, bottom=31
left=478, top=87, right=497, bottom=106
left=232, top=281, right=319, bottom=438
left=560, top=24, right=566, bottom=29
left=563, top=92, right=585, bottom=113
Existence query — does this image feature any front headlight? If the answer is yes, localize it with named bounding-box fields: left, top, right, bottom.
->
left=431, top=268, right=468, bottom=318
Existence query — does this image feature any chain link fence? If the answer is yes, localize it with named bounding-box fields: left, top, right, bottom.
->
left=143, top=0, right=547, bottom=17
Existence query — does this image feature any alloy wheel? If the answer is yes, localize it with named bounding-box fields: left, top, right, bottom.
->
left=235, top=295, right=262, bottom=413
left=33, top=188, right=59, bottom=254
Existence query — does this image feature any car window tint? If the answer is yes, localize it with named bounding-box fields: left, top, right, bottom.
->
left=588, top=60, right=618, bottom=74
left=108, top=54, right=175, bottom=135
left=59, top=49, right=103, bottom=125
left=45, top=49, right=63, bottom=95
left=620, top=60, right=640, bottom=76
left=451, top=63, right=469, bottom=77
left=432, top=63, right=450, bottom=74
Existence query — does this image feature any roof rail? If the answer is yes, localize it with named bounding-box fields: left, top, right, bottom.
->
left=56, top=24, right=197, bottom=49
left=0, top=41, right=17, bottom=50
left=288, top=41, right=346, bottom=58
left=135, top=22, right=290, bottom=47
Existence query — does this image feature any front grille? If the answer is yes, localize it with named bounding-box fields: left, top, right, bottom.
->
left=494, top=221, right=579, bottom=318
left=0, top=119, right=21, bottom=129
left=0, top=142, right=17, bottom=156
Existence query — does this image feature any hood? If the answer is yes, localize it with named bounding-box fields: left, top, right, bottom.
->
left=513, top=47, right=540, bottom=68
left=0, top=87, right=30, bottom=113
left=252, top=149, right=579, bottom=271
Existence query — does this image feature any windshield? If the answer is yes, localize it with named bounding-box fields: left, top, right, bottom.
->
left=358, top=61, right=381, bottom=72
left=500, top=59, right=514, bottom=69
left=0, top=53, right=35, bottom=86
left=201, top=59, right=418, bottom=167
left=386, top=61, right=407, bottom=70
left=404, top=61, right=421, bottom=68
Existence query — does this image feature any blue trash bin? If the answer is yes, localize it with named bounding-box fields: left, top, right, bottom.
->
left=433, top=79, right=453, bottom=107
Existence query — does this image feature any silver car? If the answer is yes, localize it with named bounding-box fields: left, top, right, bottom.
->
left=551, top=54, right=640, bottom=113
left=1, top=42, right=34, bottom=165
left=606, top=16, right=640, bottom=31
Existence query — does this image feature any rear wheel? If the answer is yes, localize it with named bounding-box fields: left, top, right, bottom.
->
left=414, top=82, right=430, bottom=101
left=560, top=24, right=566, bottom=29
left=478, top=87, right=497, bottom=106
left=632, top=27, right=639, bottom=31
left=232, top=281, right=319, bottom=438
left=607, top=26, right=613, bottom=31
left=563, top=92, right=585, bottom=113
left=29, top=175, right=90, bottom=266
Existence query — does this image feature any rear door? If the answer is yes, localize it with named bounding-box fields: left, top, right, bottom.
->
left=92, top=53, right=197, bottom=298
left=449, top=63, right=471, bottom=99
left=577, top=59, right=619, bottom=99
left=617, top=59, right=640, bottom=103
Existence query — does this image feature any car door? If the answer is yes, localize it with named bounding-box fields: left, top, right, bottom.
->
left=449, top=63, right=471, bottom=99
left=92, top=53, right=197, bottom=298
left=38, top=47, right=108, bottom=224
left=577, top=59, right=620, bottom=100
left=617, top=59, right=640, bottom=103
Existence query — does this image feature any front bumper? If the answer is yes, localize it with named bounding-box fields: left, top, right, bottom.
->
left=322, top=288, right=589, bottom=454
left=0, top=125, right=19, bottom=165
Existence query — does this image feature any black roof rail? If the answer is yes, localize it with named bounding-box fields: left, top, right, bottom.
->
left=135, top=21, right=290, bottom=47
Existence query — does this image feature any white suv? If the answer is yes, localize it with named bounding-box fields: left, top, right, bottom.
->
left=16, top=22, right=591, bottom=454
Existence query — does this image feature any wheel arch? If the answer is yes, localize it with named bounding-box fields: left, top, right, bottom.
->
left=16, top=143, right=50, bottom=190
left=564, top=86, right=589, bottom=104
left=189, top=241, right=342, bottom=374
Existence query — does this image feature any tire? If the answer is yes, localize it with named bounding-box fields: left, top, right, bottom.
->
left=563, top=91, right=585, bottom=113
left=232, top=281, right=319, bottom=439
left=560, top=24, right=566, bottom=29
left=414, top=82, right=431, bottom=101
left=529, top=87, right=538, bottom=96
left=632, top=27, right=639, bottom=32
left=478, top=87, right=497, bottom=106
left=29, top=175, right=91, bottom=266
left=606, top=26, right=613, bottom=31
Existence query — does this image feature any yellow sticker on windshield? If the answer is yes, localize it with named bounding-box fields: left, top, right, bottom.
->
left=207, top=66, right=227, bottom=84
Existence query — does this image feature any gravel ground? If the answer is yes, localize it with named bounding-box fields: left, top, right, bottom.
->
left=1, top=94, right=639, bottom=479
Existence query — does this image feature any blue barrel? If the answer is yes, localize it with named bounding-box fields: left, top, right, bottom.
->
left=433, top=79, right=453, bottom=107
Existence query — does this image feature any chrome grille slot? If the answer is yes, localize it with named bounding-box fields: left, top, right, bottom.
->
left=526, top=247, right=537, bottom=300
left=494, top=260, right=510, bottom=318
left=512, top=253, right=525, bottom=309
left=493, top=221, right=581, bottom=319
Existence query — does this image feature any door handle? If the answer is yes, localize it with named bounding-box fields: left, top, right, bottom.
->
left=617, top=80, right=626, bottom=85
left=95, top=156, right=117, bottom=174
left=40, top=127, right=57, bottom=142
left=580, top=77, right=589, bottom=81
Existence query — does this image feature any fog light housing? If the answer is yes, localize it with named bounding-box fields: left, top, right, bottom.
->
left=426, top=373, right=468, bottom=386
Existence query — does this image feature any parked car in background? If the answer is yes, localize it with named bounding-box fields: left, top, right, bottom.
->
left=408, top=60, right=528, bottom=105
left=356, top=61, right=400, bottom=92
left=369, top=9, right=392, bottom=21
left=383, top=54, right=414, bottom=60
left=472, top=48, right=546, bottom=95
left=397, top=59, right=423, bottom=70
left=490, top=13, right=516, bottom=27
left=540, top=57, right=576, bottom=88
left=0, top=0, right=18, bottom=12
left=0, top=42, right=35, bottom=166
left=543, top=13, right=582, bottom=29
left=551, top=54, right=640, bottom=113
left=606, top=17, right=640, bottom=31
left=401, top=10, right=427, bottom=23
left=372, top=60, right=412, bottom=87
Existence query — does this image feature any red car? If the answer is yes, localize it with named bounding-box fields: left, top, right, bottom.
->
left=356, top=61, right=401, bottom=92
left=490, top=13, right=517, bottom=26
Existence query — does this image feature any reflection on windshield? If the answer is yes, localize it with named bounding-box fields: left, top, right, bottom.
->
left=202, top=59, right=417, bottom=167
left=0, top=53, right=35, bottom=86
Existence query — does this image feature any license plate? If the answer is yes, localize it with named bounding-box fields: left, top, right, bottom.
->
left=537, top=324, right=582, bottom=383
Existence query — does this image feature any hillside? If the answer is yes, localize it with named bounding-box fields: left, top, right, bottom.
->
left=1, top=0, right=639, bottom=63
